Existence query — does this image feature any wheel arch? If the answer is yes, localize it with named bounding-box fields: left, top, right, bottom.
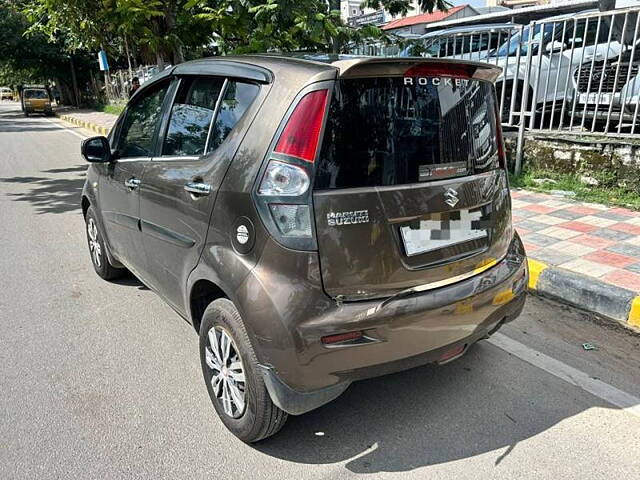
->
left=189, top=279, right=229, bottom=334
left=81, top=195, right=91, bottom=219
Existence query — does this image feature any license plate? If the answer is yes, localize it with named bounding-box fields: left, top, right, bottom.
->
left=400, top=207, right=488, bottom=257
left=579, top=93, right=612, bottom=104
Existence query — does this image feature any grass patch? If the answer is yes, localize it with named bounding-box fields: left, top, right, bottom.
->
left=96, top=103, right=125, bottom=116
left=509, top=168, right=640, bottom=211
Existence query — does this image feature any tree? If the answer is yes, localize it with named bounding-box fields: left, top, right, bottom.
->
left=192, top=0, right=374, bottom=54
left=22, top=0, right=210, bottom=68
left=360, top=0, right=448, bottom=16
left=0, top=1, right=96, bottom=103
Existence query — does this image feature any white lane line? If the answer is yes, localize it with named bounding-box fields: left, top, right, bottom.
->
left=488, top=333, right=640, bottom=419
left=44, top=117, right=89, bottom=140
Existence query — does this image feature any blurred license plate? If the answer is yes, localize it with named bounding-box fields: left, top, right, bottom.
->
left=400, top=208, right=488, bottom=257
left=579, top=93, right=612, bottom=104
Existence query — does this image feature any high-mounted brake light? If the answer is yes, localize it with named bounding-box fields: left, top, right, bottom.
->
left=404, top=63, right=474, bottom=79
left=274, top=89, right=328, bottom=163
left=494, top=101, right=507, bottom=169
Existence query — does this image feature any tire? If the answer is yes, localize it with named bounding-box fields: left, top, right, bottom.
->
left=85, top=206, right=125, bottom=280
left=199, top=298, right=287, bottom=443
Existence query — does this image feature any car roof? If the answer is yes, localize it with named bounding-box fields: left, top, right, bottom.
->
left=137, top=54, right=503, bottom=95
left=419, top=23, right=519, bottom=39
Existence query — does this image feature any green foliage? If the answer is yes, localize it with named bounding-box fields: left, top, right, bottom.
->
left=97, top=102, right=126, bottom=115
left=0, top=3, right=90, bottom=87
left=509, top=168, right=640, bottom=210
left=359, top=0, right=448, bottom=16
left=194, top=0, right=354, bottom=54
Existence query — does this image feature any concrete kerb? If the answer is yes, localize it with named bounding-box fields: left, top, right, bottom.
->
left=56, top=113, right=110, bottom=136
left=527, top=258, right=640, bottom=330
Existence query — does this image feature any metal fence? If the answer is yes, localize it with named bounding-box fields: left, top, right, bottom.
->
left=352, top=6, right=640, bottom=171
left=102, top=65, right=167, bottom=102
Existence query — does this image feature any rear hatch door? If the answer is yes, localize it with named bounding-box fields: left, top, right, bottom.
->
left=313, top=60, right=511, bottom=300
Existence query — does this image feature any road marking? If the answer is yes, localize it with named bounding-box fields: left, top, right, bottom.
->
left=44, top=117, right=89, bottom=140
left=488, top=333, right=640, bottom=419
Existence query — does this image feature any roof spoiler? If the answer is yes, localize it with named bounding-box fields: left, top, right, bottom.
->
left=333, top=57, right=502, bottom=83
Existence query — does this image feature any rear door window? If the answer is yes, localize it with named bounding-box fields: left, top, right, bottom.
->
left=206, top=81, right=260, bottom=153
left=162, top=77, right=225, bottom=156
left=315, top=77, right=499, bottom=190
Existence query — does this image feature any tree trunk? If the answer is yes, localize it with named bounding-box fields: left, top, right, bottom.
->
left=164, top=0, right=184, bottom=64
left=69, top=56, right=80, bottom=107
left=123, top=33, right=134, bottom=81
left=156, top=51, right=165, bottom=70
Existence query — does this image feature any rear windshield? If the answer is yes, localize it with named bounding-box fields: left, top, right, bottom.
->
left=315, top=77, right=499, bottom=190
left=24, top=89, right=48, bottom=99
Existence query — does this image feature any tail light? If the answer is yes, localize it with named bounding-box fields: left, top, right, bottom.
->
left=269, top=204, right=312, bottom=237
left=273, top=89, right=328, bottom=163
left=258, top=160, right=310, bottom=196
left=255, top=88, right=330, bottom=250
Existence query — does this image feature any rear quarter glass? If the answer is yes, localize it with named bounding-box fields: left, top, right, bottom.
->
left=315, top=76, right=500, bottom=190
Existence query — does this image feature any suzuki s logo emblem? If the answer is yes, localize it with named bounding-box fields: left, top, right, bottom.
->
left=444, top=188, right=459, bottom=208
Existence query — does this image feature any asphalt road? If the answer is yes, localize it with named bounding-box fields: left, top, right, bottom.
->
left=1, top=101, right=639, bottom=480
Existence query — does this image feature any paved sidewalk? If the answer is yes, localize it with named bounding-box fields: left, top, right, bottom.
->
left=512, top=189, right=640, bottom=327
left=56, top=107, right=118, bottom=135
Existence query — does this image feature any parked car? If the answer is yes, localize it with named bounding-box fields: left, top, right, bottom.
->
left=571, top=39, right=640, bottom=126
left=21, top=87, right=53, bottom=116
left=489, top=11, right=624, bottom=121
left=80, top=55, right=528, bottom=442
left=400, top=23, right=520, bottom=60
left=0, top=87, right=14, bottom=100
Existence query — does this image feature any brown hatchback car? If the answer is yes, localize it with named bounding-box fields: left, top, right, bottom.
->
left=81, top=55, right=528, bottom=442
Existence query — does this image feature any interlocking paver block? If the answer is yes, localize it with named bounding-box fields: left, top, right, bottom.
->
left=520, top=204, right=558, bottom=214
left=578, top=216, right=619, bottom=227
left=602, top=270, right=640, bottom=291
left=548, top=240, right=597, bottom=256
left=571, top=234, right=616, bottom=249
left=529, top=214, right=567, bottom=226
left=584, top=250, right=636, bottom=268
left=610, top=222, right=640, bottom=236
left=593, top=211, right=636, bottom=222
left=606, top=242, right=640, bottom=258
left=558, top=221, right=598, bottom=233
left=558, top=258, right=617, bottom=278
left=537, top=226, right=581, bottom=239
left=566, top=206, right=602, bottom=216
left=515, top=220, right=549, bottom=232
left=530, top=248, right=576, bottom=265
left=547, top=209, right=585, bottom=220
left=626, top=262, right=640, bottom=274
left=590, top=228, right=635, bottom=241
left=520, top=232, right=559, bottom=247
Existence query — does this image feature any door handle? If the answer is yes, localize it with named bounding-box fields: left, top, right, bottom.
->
left=125, top=177, right=141, bottom=190
left=184, top=181, right=211, bottom=196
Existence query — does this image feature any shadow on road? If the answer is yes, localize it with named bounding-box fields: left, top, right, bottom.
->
left=256, top=342, right=612, bottom=474
left=0, top=107, right=66, bottom=133
left=0, top=166, right=86, bottom=214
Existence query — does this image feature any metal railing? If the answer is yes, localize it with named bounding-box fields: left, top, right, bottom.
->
left=348, top=6, right=640, bottom=171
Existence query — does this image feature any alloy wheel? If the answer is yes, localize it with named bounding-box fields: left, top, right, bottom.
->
left=87, top=218, right=102, bottom=268
left=205, top=327, right=246, bottom=418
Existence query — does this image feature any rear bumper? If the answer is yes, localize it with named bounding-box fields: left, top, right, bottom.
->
left=239, top=233, right=528, bottom=415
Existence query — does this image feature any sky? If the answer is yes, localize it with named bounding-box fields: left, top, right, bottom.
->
left=452, top=0, right=489, bottom=7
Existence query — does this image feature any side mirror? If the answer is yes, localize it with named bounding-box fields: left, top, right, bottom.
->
left=81, top=136, right=112, bottom=163
left=545, top=41, right=566, bottom=54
